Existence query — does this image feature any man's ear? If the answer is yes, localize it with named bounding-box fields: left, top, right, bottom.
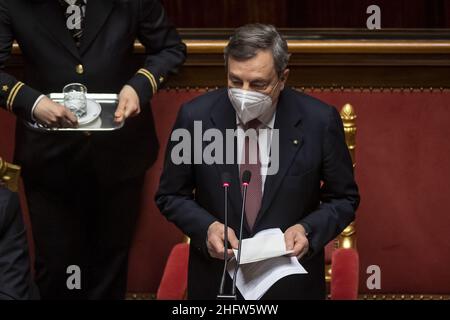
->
left=280, top=69, right=290, bottom=90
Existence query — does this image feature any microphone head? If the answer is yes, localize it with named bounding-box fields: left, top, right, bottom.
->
left=222, top=172, right=231, bottom=187
left=242, top=170, right=252, bottom=186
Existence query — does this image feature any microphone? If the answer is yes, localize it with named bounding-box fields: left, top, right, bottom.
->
left=231, top=170, right=252, bottom=298
left=217, top=172, right=231, bottom=299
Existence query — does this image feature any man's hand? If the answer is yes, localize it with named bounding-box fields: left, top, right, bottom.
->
left=206, top=221, right=239, bottom=260
left=33, top=96, right=78, bottom=128
left=114, top=85, right=141, bottom=123
left=284, top=224, right=309, bottom=259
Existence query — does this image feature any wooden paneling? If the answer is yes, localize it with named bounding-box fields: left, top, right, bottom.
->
left=161, top=0, right=450, bottom=28
left=161, top=0, right=287, bottom=28
left=7, top=31, right=450, bottom=88
left=150, top=37, right=450, bottom=88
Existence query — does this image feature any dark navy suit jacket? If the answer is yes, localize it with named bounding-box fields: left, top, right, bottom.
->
left=156, top=88, right=360, bottom=299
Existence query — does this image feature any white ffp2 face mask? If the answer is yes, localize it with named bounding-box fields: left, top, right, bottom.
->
left=228, top=88, right=275, bottom=125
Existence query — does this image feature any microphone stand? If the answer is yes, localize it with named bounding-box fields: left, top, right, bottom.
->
left=217, top=171, right=250, bottom=300
left=231, top=180, right=249, bottom=298
left=217, top=181, right=230, bottom=299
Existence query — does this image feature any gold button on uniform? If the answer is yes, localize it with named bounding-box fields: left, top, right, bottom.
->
left=76, top=64, right=84, bottom=74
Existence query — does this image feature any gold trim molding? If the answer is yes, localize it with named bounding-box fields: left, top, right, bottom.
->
left=359, top=294, right=450, bottom=300
left=127, top=292, right=450, bottom=300
left=126, top=293, right=155, bottom=300
left=11, top=40, right=450, bottom=55
left=159, top=87, right=450, bottom=93
left=184, top=40, right=450, bottom=54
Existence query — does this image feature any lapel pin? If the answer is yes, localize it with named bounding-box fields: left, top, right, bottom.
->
left=293, top=139, right=299, bottom=145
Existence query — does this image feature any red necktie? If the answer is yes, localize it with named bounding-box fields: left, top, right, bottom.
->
left=240, top=119, right=263, bottom=230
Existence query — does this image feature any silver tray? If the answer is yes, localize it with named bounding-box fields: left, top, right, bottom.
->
left=29, top=93, right=124, bottom=132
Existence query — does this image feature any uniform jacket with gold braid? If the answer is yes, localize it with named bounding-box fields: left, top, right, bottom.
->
left=0, top=0, right=186, bottom=183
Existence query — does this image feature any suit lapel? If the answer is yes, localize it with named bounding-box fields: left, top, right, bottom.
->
left=210, top=89, right=304, bottom=233
left=210, top=92, right=243, bottom=224
left=79, top=0, right=115, bottom=55
left=32, top=0, right=81, bottom=60
left=256, top=89, right=304, bottom=227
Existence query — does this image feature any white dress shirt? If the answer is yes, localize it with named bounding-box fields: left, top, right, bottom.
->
left=236, top=111, right=277, bottom=195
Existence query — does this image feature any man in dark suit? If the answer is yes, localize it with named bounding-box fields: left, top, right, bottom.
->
left=156, top=24, right=359, bottom=299
left=0, top=163, right=38, bottom=300
left=0, top=0, right=186, bottom=299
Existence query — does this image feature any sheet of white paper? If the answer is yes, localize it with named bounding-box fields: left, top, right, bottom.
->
left=228, top=228, right=308, bottom=300
left=227, top=255, right=307, bottom=300
left=232, top=228, right=293, bottom=264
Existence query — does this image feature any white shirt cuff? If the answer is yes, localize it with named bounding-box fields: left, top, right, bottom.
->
left=31, top=95, right=45, bottom=122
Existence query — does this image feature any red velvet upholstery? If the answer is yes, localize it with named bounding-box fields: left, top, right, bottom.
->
left=2, top=88, right=450, bottom=296
left=325, top=242, right=335, bottom=265
left=156, top=243, right=190, bottom=300
left=127, top=90, right=204, bottom=292
left=0, top=109, right=15, bottom=160
left=157, top=243, right=359, bottom=300
left=307, top=89, right=450, bottom=294
left=330, top=249, right=360, bottom=300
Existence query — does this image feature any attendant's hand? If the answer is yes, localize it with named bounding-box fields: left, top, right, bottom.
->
left=33, top=96, right=78, bottom=128
left=114, top=85, right=140, bottom=123
left=284, top=224, right=309, bottom=259
left=206, top=221, right=239, bottom=260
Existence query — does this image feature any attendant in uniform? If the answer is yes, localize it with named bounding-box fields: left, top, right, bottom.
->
left=0, top=0, right=186, bottom=299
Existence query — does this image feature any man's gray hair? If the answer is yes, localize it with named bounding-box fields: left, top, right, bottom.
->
left=224, top=24, right=290, bottom=77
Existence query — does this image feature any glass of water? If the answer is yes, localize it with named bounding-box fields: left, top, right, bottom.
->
left=63, top=83, right=87, bottom=118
